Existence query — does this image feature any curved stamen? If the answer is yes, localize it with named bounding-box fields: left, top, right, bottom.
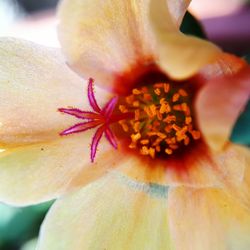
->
left=91, top=125, right=106, bottom=162
left=105, top=126, right=118, bottom=149
left=60, top=120, right=102, bottom=136
left=88, top=78, right=101, bottom=113
left=58, top=108, right=100, bottom=120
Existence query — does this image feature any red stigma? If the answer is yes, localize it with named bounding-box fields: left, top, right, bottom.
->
left=59, top=78, right=121, bottom=162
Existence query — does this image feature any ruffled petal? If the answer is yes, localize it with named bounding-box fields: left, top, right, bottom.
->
left=0, top=38, right=109, bottom=147
left=57, top=0, right=157, bottom=90
left=196, top=66, right=250, bottom=151
left=168, top=186, right=250, bottom=250
left=37, top=174, right=172, bottom=250
left=149, top=0, right=221, bottom=79
left=197, top=53, right=247, bottom=81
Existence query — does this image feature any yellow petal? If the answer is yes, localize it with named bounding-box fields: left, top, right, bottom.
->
left=168, top=186, right=250, bottom=250
left=196, top=66, right=250, bottom=151
left=0, top=134, right=115, bottom=206
left=37, top=174, right=173, bottom=250
left=0, top=38, right=109, bottom=147
left=57, top=0, right=157, bottom=91
left=149, top=0, right=221, bottom=79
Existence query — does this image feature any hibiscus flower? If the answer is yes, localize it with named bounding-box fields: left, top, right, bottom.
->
left=0, top=0, right=250, bottom=249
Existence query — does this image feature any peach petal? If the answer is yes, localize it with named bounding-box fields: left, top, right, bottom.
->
left=0, top=133, right=117, bottom=206
left=196, top=66, right=250, bottom=151
left=0, top=38, right=110, bottom=147
left=149, top=0, right=221, bottom=80
left=168, top=186, right=250, bottom=250
left=37, top=174, right=172, bottom=250
left=57, top=0, right=157, bottom=90
left=197, top=53, right=247, bottom=81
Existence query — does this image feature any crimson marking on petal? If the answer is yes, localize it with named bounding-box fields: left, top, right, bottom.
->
left=88, top=78, right=101, bottom=113
left=91, top=125, right=106, bottom=162
left=58, top=108, right=100, bottom=120
left=60, top=120, right=102, bottom=136
left=105, top=126, right=118, bottom=149
left=102, top=96, right=118, bottom=119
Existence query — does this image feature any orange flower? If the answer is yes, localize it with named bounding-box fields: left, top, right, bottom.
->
left=0, top=0, right=249, bottom=249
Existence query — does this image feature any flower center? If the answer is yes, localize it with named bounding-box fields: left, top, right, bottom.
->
left=117, top=82, right=201, bottom=158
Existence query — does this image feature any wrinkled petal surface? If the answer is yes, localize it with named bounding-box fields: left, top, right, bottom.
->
left=0, top=38, right=109, bottom=147
left=168, top=186, right=250, bottom=250
left=37, top=174, right=172, bottom=250
left=196, top=66, right=250, bottom=151
left=58, top=0, right=190, bottom=90
left=149, top=0, right=221, bottom=79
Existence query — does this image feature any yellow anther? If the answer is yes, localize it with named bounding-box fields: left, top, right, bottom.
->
left=185, top=116, right=192, bottom=125
left=181, top=103, right=191, bottom=116
left=179, top=88, right=188, bottom=97
left=176, top=134, right=187, bottom=142
left=133, top=101, right=140, bottom=107
left=156, top=110, right=163, bottom=120
left=154, top=88, right=161, bottom=96
left=165, top=148, right=173, bottom=155
left=119, top=105, right=128, bottom=113
left=131, top=133, right=141, bottom=142
left=172, top=93, right=180, bottom=102
left=160, top=98, right=166, bottom=105
left=164, top=83, right=170, bottom=93
left=147, top=132, right=158, bottom=137
left=152, top=137, right=163, bottom=147
left=149, top=147, right=156, bottom=158
left=132, top=89, right=141, bottom=95
left=118, top=82, right=200, bottom=159
left=160, top=102, right=171, bottom=114
left=149, top=104, right=157, bottom=116
left=141, top=146, right=149, bottom=155
left=140, top=139, right=149, bottom=145
left=118, top=120, right=129, bottom=132
left=157, top=132, right=167, bottom=139
left=176, top=126, right=188, bottom=137
left=191, top=130, right=201, bottom=140
left=173, top=104, right=182, bottom=111
left=173, top=124, right=181, bottom=131
left=163, top=115, right=176, bottom=123
left=133, top=122, right=140, bottom=132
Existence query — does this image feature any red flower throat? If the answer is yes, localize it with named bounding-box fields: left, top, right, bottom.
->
left=59, top=78, right=201, bottom=162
